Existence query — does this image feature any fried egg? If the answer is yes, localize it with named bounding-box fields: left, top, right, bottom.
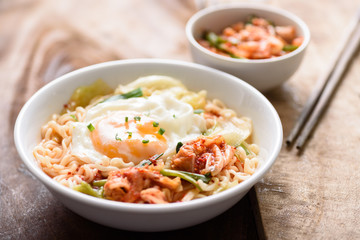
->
left=71, top=93, right=206, bottom=165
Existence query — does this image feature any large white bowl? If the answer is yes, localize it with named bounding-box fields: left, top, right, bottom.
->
left=186, top=3, right=310, bottom=92
left=14, top=59, right=282, bottom=232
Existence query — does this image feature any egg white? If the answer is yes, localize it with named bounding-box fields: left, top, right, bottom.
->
left=70, top=92, right=206, bottom=165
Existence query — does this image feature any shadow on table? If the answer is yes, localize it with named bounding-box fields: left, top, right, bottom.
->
left=35, top=193, right=259, bottom=240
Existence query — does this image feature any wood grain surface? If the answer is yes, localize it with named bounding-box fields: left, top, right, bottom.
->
left=1, top=0, right=360, bottom=239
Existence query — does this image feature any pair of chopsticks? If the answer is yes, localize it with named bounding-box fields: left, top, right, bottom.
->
left=286, top=8, right=360, bottom=150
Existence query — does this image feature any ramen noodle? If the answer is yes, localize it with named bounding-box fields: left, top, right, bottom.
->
left=33, top=75, right=260, bottom=203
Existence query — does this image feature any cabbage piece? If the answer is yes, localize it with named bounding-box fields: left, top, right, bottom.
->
left=116, top=75, right=185, bottom=95
left=66, top=79, right=113, bottom=110
left=205, top=117, right=252, bottom=146
left=115, top=75, right=207, bottom=109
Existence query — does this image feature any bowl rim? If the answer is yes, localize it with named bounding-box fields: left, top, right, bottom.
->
left=14, top=58, right=283, bottom=213
left=185, top=2, right=311, bottom=64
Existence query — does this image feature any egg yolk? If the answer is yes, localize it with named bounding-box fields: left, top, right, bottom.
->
left=90, top=112, right=167, bottom=164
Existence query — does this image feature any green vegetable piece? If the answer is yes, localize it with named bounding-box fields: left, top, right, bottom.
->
left=142, top=139, right=149, bottom=144
left=68, top=79, right=114, bottom=109
left=136, top=153, right=163, bottom=168
left=101, top=88, right=143, bottom=103
left=194, top=109, right=204, bottom=114
left=153, top=121, right=159, bottom=127
left=205, top=32, right=226, bottom=48
left=176, top=142, right=183, bottom=153
left=134, top=116, right=141, bottom=121
left=125, top=116, right=129, bottom=122
left=87, top=123, right=95, bottom=132
left=240, top=143, right=250, bottom=155
left=115, top=133, right=122, bottom=141
left=70, top=114, right=78, bottom=121
left=179, top=171, right=211, bottom=183
left=158, top=128, right=165, bottom=135
left=204, top=32, right=243, bottom=59
left=73, top=182, right=103, bottom=198
left=92, top=179, right=107, bottom=187
left=283, top=44, right=299, bottom=52
left=137, top=159, right=153, bottom=167
left=160, top=169, right=202, bottom=190
left=238, top=142, right=253, bottom=156
left=160, top=169, right=211, bottom=191
left=121, top=87, right=143, bottom=98
left=206, top=32, right=219, bottom=46
left=153, top=152, right=164, bottom=160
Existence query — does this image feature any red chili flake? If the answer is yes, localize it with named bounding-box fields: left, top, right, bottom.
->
left=194, top=153, right=209, bottom=173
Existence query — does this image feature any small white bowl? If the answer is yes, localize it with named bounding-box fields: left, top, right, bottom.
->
left=14, top=59, right=282, bottom=232
left=186, top=3, right=310, bottom=92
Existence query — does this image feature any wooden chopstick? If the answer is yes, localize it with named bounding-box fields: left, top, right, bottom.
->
left=295, top=21, right=360, bottom=150
left=286, top=9, right=360, bottom=150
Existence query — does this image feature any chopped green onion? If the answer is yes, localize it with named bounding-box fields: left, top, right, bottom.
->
left=184, top=171, right=211, bottom=183
left=194, top=109, right=204, bottom=114
left=115, top=133, right=122, bottom=141
left=205, top=32, right=226, bottom=47
left=238, top=142, right=253, bottom=156
left=70, top=114, right=78, bottom=121
left=136, top=153, right=164, bottom=168
left=158, top=128, right=165, bottom=135
left=240, top=143, right=250, bottom=155
left=73, top=182, right=103, bottom=198
left=87, top=123, right=95, bottom=132
left=173, top=114, right=176, bottom=118
left=100, top=88, right=143, bottom=103
left=134, top=116, right=141, bottom=121
left=125, top=116, right=128, bottom=123
left=176, top=142, right=183, bottom=153
left=153, top=121, right=159, bottom=127
left=283, top=44, right=298, bottom=52
left=205, top=31, right=217, bottom=45
left=121, top=88, right=143, bottom=99
left=204, top=31, right=243, bottom=59
left=137, top=159, right=152, bottom=167
left=92, top=179, right=107, bottom=187
left=153, top=152, right=164, bottom=160
left=127, top=131, right=132, bottom=138
left=160, top=169, right=211, bottom=191
left=142, top=139, right=149, bottom=144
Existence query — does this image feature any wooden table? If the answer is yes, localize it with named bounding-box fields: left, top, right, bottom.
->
left=1, top=0, right=360, bottom=239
